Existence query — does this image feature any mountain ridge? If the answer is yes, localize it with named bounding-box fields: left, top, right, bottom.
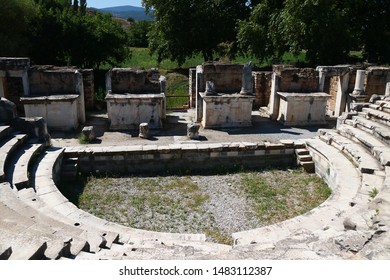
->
left=99, top=5, right=153, bottom=21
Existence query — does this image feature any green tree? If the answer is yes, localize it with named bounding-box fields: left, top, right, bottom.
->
left=238, top=0, right=354, bottom=65
left=278, top=0, right=354, bottom=65
left=237, top=0, right=285, bottom=62
left=350, top=0, right=390, bottom=63
left=0, top=0, right=37, bottom=56
left=128, top=20, right=152, bottom=48
left=28, top=1, right=129, bottom=68
left=143, top=0, right=251, bottom=66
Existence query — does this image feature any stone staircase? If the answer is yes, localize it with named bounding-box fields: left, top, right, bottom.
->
left=1, top=98, right=389, bottom=260
left=230, top=98, right=390, bottom=259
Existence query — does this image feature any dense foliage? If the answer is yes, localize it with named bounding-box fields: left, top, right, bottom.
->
left=0, top=0, right=128, bottom=68
left=127, top=20, right=152, bottom=48
left=144, top=0, right=389, bottom=66
left=1, top=0, right=389, bottom=67
left=142, top=0, right=252, bottom=66
left=237, top=0, right=389, bottom=65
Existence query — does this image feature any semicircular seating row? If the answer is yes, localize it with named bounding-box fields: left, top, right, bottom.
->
left=0, top=99, right=389, bottom=260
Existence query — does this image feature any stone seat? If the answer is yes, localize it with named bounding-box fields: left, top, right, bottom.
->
left=38, top=147, right=208, bottom=246
left=0, top=134, right=28, bottom=180
left=352, top=116, right=390, bottom=145
left=232, top=139, right=361, bottom=250
left=0, top=125, right=11, bottom=141
left=0, top=182, right=91, bottom=256
left=28, top=148, right=119, bottom=251
left=362, top=107, right=390, bottom=127
left=0, top=201, right=72, bottom=259
left=74, top=240, right=231, bottom=260
left=6, top=143, right=44, bottom=189
left=371, top=100, right=390, bottom=114
left=337, top=124, right=390, bottom=166
left=0, top=244, right=12, bottom=260
left=318, top=129, right=383, bottom=174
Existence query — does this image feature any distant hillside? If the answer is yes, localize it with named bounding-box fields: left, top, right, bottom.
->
left=99, top=5, right=153, bottom=21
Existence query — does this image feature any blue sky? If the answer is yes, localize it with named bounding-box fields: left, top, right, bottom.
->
left=87, top=0, right=143, bottom=9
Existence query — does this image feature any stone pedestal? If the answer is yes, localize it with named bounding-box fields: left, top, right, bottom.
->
left=81, top=126, right=96, bottom=142
left=139, top=123, right=150, bottom=139
left=385, top=82, right=390, bottom=97
left=21, top=95, right=80, bottom=131
left=200, top=93, right=255, bottom=128
left=106, top=93, right=165, bottom=130
left=277, top=92, right=330, bottom=126
left=187, top=123, right=200, bottom=140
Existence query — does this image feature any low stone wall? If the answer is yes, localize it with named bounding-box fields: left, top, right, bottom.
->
left=64, top=141, right=301, bottom=175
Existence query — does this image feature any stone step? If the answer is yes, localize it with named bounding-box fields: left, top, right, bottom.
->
left=337, top=124, right=390, bottom=166
left=318, top=129, right=383, bottom=174
left=300, top=161, right=315, bottom=173
left=0, top=227, right=48, bottom=260
left=0, top=182, right=90, bottom=256
left=6, top=143, right=44, bottom=189
left=351, top=116, right=390, bottom=145
left=74, top=240, right=231, bottom=260
left=0, top=125, right=11, bottom=141
left=362, top=107, right=390, bottom=127
left=0, top=134, right=28, bottom=180
left=295, top=148, right=310, bottom=156
left=373, top=100, right=390, bottom=114
left=0, top=244, right=12, bottom=260
left=232, top=139, right=361, bottom=248
left=297, top=154, right=312, bottom=162
left=29, top=148, right=120, bottom=251
left=0, top=203, right=73, bottom=260
left=351, top=173, right=385, bottom=206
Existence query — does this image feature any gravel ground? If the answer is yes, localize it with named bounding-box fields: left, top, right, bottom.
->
left=76, top=169, right=330, bottom=244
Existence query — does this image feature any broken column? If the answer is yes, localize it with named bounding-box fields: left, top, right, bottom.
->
left=187, top=123, right=200, bottom=140
left=81, top=126, right=96, bottom=142
left=139, top=123, right=150, bottom=139
left=240, top=61, right=253, bottom=95
left=350, top=70, right=368, bottom=102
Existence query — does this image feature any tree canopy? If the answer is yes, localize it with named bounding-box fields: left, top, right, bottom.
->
left=238, top=0, right=389, bottom=65
left=142, top=0, right=251, bottom=66
left=0, top=0, right=37, bottom=56
left=143, top=0, right=389, bottom=66
left=1, top=0, right=389, bottom=67
left=1, top=0, right=128, bottom=68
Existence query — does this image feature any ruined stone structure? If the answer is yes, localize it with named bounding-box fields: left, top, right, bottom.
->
left=0, top=58, right=93, bottom=131
left=0, top=58, right=30, bottom=111
left=268, top=66, right=330, bottom=126
left=1, top=57, right=390, bottom=260
left=105, top=68, right=166, bottom=130
left=21, top=66, right=86, bottom=131
left=252, top=71, right=272, bottom=108
left=195, top=62, right=255, bottom=128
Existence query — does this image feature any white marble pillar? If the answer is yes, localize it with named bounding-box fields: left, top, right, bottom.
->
left=352, top=70, right=366, bottom=96
left=195, top=65, right=204, bottom=122
left=75, top=70, right=86, bottom=124
left=385, top=82, right=390, bottom=97
left=268, top=73, right=280, bottom=120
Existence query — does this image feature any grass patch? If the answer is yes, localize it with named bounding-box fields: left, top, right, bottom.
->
left=239, top=168, right=331, bottom=223
left=369, top=187, right=379, bottom=200
left=59, top=168, right=331, bottom=245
